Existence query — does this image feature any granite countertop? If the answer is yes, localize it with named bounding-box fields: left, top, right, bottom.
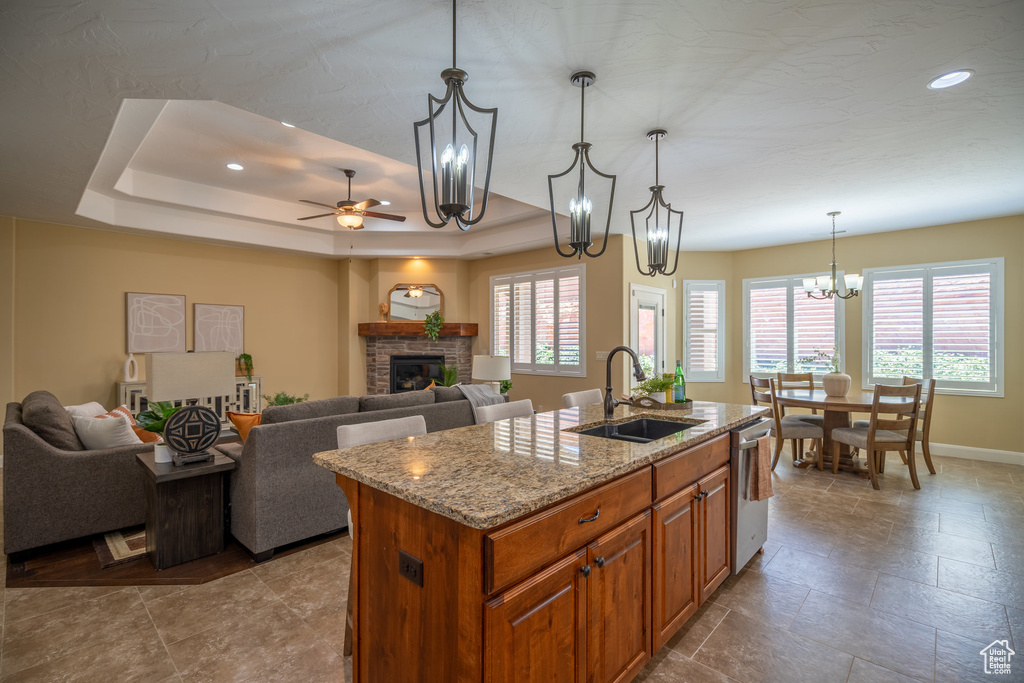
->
left=313, top=401, right=769, bottom=531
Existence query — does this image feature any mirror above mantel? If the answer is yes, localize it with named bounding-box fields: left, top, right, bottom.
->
left=388, top=283, right=443, bottom=322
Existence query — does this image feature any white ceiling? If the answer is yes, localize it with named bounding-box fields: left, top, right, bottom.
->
left=1, top=0, right=1022, bottom=259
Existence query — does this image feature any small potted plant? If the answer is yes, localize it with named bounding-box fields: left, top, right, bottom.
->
left=136, top=401, right=181, bottom=463
left=438, top=363, right=459, bottom=387
left=635, top=374, right=674, bottom=403
left=423, top=311, right=444, bottom=341
left=262, top=391, right=310, bottom=406
left=803, top=347, right=850, bottom=397
left=236, top=353, right=254, bottom=382
left=500, top=379, right=513, bottom=395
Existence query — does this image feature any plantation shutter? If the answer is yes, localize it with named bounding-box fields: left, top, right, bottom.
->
left=535, top=275, right=555, bottom=365
left=683, top=281, right=724, bottom=381
left=558, top=274, right=581, bottom=367
left=512, top=279, right=533, bottom=365
left=793, top=289, right=837, bottom=373
left=748, top=283, right=788, bottom=374
left=869, top=274, right=924, bottom=379
left=492, top=279, right=511, bottom=357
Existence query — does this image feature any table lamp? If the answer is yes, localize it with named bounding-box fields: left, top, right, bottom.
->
left=472, top=355, right=511, bottom=395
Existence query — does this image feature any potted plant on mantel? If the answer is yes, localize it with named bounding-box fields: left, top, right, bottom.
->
left=804, top=347, right=850, bottom=397
left=423, top=311, right=444, bottom=341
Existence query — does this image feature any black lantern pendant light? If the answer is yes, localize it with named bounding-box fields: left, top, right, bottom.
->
left=630, top=130, right=683, bottom=276
left=413, top=0, right=497, bottom=231
left=549, top=71, right=616, bottom=259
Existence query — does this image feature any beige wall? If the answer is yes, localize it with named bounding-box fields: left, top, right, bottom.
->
left=728, top=215, right=1023, bottom=453
left=468, top=236, right=627, bottom=413
left=338, top=258, right=370, bottom=396
left=5, top=219, right=340, bottom=410
left=0, top=217, right=14, bottom=408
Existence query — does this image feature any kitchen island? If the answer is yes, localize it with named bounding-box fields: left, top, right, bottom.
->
left=314, top=400, right=768, bottom=683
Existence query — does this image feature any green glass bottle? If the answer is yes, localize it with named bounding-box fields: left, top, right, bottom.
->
left=673, top=361, right=686, bottom=403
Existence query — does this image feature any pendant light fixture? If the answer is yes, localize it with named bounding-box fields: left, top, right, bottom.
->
left=630, top=129, right=683, bottom=276
left=804, top=211, right=862, bottom=299
left=549, top=71, right=616, bottom=259
left=413, top=0, right=497, bottom=231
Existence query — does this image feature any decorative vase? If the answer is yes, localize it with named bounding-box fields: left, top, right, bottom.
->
left=153, top=442, right=173, bottom=464
left=123, top=353, right=138, bottom=382
left=822, top=372, right=852, bottom=397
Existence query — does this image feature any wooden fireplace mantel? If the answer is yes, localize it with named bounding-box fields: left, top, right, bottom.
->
left=357, top=322, right=478, bottom=337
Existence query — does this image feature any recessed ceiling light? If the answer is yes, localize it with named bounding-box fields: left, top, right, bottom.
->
left=927, top=70, right=973, bottom=89
left=380, top=200, right=391, bottom=206
left=226, top=163, right=244, bottom=170
left=280, top=121, right=295, bottom=128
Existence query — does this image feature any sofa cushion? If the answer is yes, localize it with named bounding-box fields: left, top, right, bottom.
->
left=261, top=396, right=360, bottom=424
left=22, top=390, right=84, bottom=450
left=98, top=404, right=162, bottom=443
left=359, top=391, right=435, bottom=412
left=72, top=414, right=143, bottom=450
left=431, top=386, right=465, bottom=403
left=64, top=401, right=107, bottom=419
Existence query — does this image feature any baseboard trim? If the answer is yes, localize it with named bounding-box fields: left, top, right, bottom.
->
left=929, top=442, right=1024, bottom=466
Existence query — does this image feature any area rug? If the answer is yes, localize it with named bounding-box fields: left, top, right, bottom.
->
left=93, top=526, right=147, bottom=568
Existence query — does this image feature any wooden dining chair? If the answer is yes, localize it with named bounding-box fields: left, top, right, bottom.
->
left=775, top=372, right=825, bottom=427
left=750, top=376, right=823, bottom=470
left=854, top=377, right=937, bottom=476
left=337, top=414, right=428, bottom=656
left=832, top=383, right=922, bottom=490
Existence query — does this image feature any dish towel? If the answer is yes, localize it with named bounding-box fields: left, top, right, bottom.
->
left=750, top=434, right=774, bottom=501
left=457, top=384, right=506, bottom=423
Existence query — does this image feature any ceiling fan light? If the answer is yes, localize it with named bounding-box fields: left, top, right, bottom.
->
left=337, top=214, right=363, bottom=229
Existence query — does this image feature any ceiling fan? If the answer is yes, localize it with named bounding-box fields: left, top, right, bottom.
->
left=297, top=169, right=407, bottom=229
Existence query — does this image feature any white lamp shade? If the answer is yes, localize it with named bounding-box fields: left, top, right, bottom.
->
left=802, top=278, right=816, bottom=293
left=146, top=352, right=236, bottom=402
left=845, top=273, right=863, bottom=291
left=472, top=355, right=511, bottom=382
left=336, top=213, right=363, bottom=229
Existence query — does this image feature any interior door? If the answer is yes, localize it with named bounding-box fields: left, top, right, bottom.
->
left=629, top=285, right=667, bottom=388
left=586, top=512, right=652, bottom=683
left=697, top=465, right=731, bottom=603
left=484, top=548, right=588, bottom=683
left=651, top=484, right=699, bottom=650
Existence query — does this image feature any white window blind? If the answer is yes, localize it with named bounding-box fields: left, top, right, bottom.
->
left=863, top=258, right=1002, bottom=395
left=683, top=281, right=725, bottom=382
left=743, top=273, right=843, bottom=378
left=490, top=265, right=585, bottom=377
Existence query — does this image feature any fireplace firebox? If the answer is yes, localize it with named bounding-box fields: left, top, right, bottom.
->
left=390, top=355, right=445, bottom=394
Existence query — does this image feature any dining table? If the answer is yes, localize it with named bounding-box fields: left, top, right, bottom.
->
left=774, top=388, right=919, bottom=474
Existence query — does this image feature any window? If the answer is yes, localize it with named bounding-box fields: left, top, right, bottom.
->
left=683, top=280, right=725, bottom=382
left=863, top=258, right=1003, bottom=396
left=743, top=273, right=844, bottom=378
left=491, top=265, right=585, bottom=376
left=630, top=284, right=666, bottom=383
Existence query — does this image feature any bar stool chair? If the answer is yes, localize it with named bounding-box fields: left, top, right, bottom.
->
left=562, top=389, right=603, bottom=409
left=337, top=414, right=428, bottom=656
left=477, top=398, right=534, bottom=424
left=832, top=383, right=921, bottom=489
left=750, top=376, right=824, bottom=470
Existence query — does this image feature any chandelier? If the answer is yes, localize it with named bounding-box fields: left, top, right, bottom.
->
left=804, top=211, right=862, bottom=299
left=413, top=0, right=497, bottom=231
left=630, top=129, right=683, bottom=276
left=549, top=71, right=616, bottom=259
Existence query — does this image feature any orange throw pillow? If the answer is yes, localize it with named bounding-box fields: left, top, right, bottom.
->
left=423, top=380, right=436, bottom=390
left=97, top=404, right=162, bottom=443
left=227, top=411, right=262, bottom=441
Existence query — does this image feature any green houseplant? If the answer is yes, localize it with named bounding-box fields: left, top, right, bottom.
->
left=438, top=363, right=459, bottom=387
left=634, top=374, right=674, bottom=402
left=499, top=379, right=513, bottom=395
left=236, top=353, right=254, bottom=381
left=136, top=401, right=182, bottom=464
left=262, top=391, right=310, bottom=406
left=423, top=311, right=444, bottom=341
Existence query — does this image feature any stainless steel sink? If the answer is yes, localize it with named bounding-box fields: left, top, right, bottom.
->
left=577, top=418, right=696, bottom=444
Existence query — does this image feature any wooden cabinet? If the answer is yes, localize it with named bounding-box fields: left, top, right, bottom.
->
left=651, top=463, right=731, bottom=649
left=697, top=465, right=731, bottom=602
left=586, top=512, right=652, bottom=683
left=652, top=484, right=698, bottom=650
left=484, top=549, right=588, bottom=683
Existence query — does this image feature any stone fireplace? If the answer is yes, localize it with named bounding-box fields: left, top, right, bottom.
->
left=358, top=322, right=477, bottom=395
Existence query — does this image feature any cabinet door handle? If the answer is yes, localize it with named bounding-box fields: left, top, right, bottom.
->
left=580, top=564, right=592, bottom=578
left=595, top=556, right=606, bottom=568
left=578, top=507, right=601, bottom=525
left=694, top=491, right=703, bottom=501
left=702, top=489, right=710, bottom=498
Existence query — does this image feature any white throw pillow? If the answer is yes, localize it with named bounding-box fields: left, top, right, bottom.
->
left=72, top=415, right=143, bottom=450
left=65, top=401, right=107, bottom=420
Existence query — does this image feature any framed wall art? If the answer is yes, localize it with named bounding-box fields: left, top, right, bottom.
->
left=193, top=303, right=245, bottom=355
left=125, top=292, right=186, bottom=353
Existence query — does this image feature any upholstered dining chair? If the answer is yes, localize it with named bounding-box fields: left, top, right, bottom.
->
left=832, top=383, right=922, bottom=490
left=477, top=398, right=534, bottom=424
left=854, top=377, right=937, bottom=476
left=750, top=376, right=824, bottom=471
left=563, top=388, right=604, bottom=409
left=337, top=414, right=428, bottom=656
left=775, top=372, right=825, bottom=427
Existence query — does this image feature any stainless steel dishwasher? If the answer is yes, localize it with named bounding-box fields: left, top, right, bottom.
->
left=730, top=418, right=772, bottom=575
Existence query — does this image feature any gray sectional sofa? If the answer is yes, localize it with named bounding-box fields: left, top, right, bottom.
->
left=215, top=386, right=478, bottom=561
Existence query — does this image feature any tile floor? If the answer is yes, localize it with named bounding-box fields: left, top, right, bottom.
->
left=2, top=450, right=1022, bottom=682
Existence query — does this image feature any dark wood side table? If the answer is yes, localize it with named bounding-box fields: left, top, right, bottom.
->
left=135, top=451, right=236, bottom=570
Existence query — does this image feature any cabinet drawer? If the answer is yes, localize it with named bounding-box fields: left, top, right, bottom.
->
left=653, top=434, right=728, bottom=501
left=484, top=467, right=653, bottom=594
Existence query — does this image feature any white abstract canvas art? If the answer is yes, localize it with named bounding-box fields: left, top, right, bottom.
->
left=125, top=292, right=186, bottom=353
left=193, top=303, right=245, bottom=355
